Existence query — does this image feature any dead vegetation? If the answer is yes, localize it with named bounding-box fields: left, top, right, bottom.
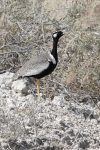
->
left=0, top=0, right=100, bottom=97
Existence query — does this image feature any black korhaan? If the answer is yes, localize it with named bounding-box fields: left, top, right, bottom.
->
left=14, top=30, right=65, bottom=99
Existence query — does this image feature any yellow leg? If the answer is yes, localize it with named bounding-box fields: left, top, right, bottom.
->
left=36, top=79, right=40, bottom=99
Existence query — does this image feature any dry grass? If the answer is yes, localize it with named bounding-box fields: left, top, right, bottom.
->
left=0, top=0, right=100, bottom=97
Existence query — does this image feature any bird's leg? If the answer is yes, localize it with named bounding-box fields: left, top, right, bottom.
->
left=36, top=79, right=40, bottom=99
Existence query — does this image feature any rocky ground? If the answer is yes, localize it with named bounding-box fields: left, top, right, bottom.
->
left=0, top=72, right=100, bottom=150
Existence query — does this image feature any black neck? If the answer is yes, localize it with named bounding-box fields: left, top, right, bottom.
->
left=51, top=39, right=59, bottom=62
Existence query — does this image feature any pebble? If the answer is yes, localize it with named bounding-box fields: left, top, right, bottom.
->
left=0, top=72, right=14, bottom=88
left=56, top=116, right=64, bottom=124
left=91, top=119, right=97, bottom=124
left=12, top=79, right=28, bottom=94
left=52, top=96, right=61, bottom=105
left=2, top=94, right=6, bottom=98
left=1, top=84, right=6, bottom=89
left=6, top=98, right=15, bottom=110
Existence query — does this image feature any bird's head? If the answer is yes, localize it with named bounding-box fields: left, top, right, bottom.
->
left=52, top=30, right=65, bottom=40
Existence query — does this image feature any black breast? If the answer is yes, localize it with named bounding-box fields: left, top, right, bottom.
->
left=31, top=62, right=57, bottom=79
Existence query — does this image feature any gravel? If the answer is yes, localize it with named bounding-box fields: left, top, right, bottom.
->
left=0, top=72, right=100, bottom=150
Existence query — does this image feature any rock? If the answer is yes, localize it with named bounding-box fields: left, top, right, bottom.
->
left=56, top=116, right=64, bottom=123
left=44, top=141, right=49, bottom=147
left=72, top=144, right=79, bottom=149
left=79, top=140, right=90, bottom=149
left=0, top=72, right=14, bottom=88
left=26, top=94, right=34, bottom=100
left=98, top=102, right=100, bottom=107
left=79, top=94, right=91, bottom=102
left=12, top=79, right=28, bottom=94
left=91, top=119, right=97, bottom=124
left=1, top=94, right=6, bottom=98
left=62, top=136, right=72, bottom=145
left=68, top=129, right=75, bottom=136
left=0, top=138, right=8, bottom=148
left=35, top=138, right=43, bottom=145
left=52, top=96, right=61, bottom=105
left=59, top=120, right=68, bottom=128
left=6, top=98, right=15, bottom=110
left=1, top=84, right=6, bottom=89
left=90, top=114, right=99, bottom=120
left=52, top=95, right=65, bottom=106
left=83, top=109, right=93, bottom=119
left=83, top=109, right=99, bottom=120
left=97, top=118, right=100, bottom=124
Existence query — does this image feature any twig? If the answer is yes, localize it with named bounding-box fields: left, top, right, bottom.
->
left=0, top=41, right=26, bottom=50
left=42, top=22, right=45, bottom=42
left=47, top=79, right=79, bottom=103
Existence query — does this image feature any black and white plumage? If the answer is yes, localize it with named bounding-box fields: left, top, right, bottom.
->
left=13, top=30, right=64, bottom=99
left=14, top=52, right=56, bottom=80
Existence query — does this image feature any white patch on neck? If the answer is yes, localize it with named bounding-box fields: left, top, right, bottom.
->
left=53, top=33, right=57, bottom=38
left=48, top=53, right=56, bottom=64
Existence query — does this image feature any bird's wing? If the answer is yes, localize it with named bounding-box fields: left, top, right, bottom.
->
left=21, top=61, right=49, bottom=77
left=13, top=52, right=51, bottom=80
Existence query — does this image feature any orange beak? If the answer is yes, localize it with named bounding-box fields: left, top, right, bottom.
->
left=63, top=33, right=66, bottom=35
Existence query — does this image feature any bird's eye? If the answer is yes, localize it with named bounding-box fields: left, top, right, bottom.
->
left=53, top=33, right=57, bottom=38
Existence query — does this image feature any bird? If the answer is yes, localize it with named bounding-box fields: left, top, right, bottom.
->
left=13, top=30, right=65, bottom=99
